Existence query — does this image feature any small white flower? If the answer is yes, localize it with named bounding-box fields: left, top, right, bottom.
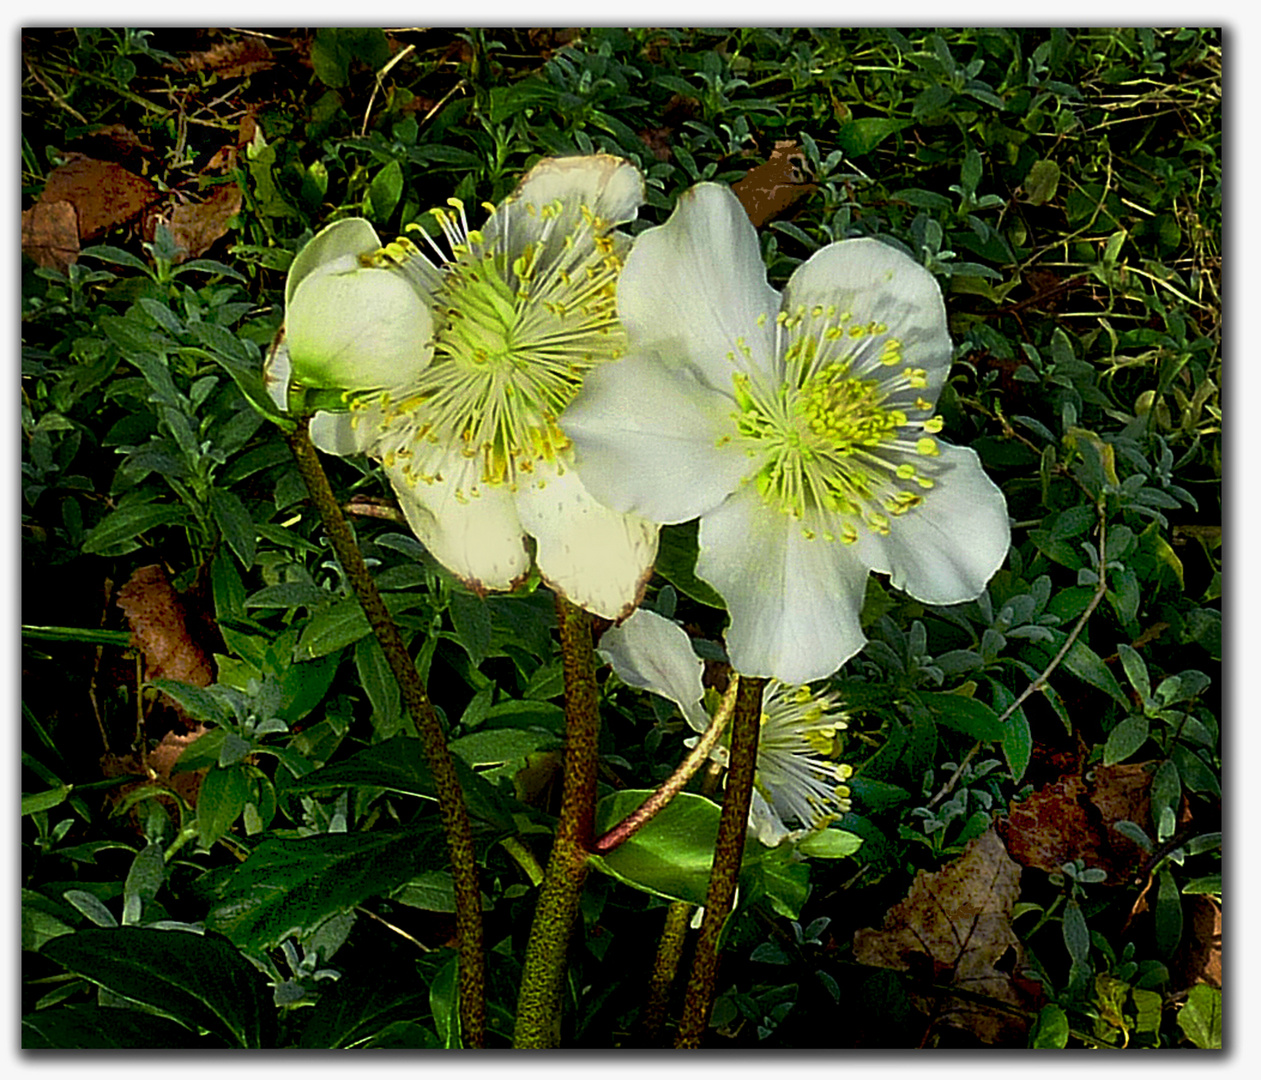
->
left=564, top=182, right=1010, bottom=681
left=271, top=156, right=659, bottom=621
left=598, top=608, right=853, bottom=846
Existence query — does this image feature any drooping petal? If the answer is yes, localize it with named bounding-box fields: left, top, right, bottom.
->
left=285, top=218, right=382, bottom=308
left=287, top=261, right=433, bottom=391
left=263, top=338, right=291, bottom=411
left=854, top=443, right=1010, bottom=605
left=696, top=488, right=870, bottom=684
left=782, top=237, right=953, bottom=408
left=514, top=458, right=658, bottom=621
left=382, top=461, right=530, bottom=594
left=562, top=351, right=751, bottom=524
left=617, top=183, right=781, bottom=388
left=596, top=608, right=710, bottom=734
left=309, top=400, right=385, bottom=458
left=482, top=154, right=643, bottom=266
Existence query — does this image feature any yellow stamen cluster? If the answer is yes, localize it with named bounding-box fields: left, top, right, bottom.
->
left=367, top=195, right=627, bottom=496
left=729, top=302, right=947, bottom=540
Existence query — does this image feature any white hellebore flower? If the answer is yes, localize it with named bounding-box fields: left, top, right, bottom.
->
left=270, top=155, right=659, bottom=621
left=564, top=182, right=1010, bottom=681
left=598, top=608, right=853, bottom=847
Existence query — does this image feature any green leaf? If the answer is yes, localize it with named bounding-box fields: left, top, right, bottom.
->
left=1103, top=714, right=1149, bottom=766
left=296, top=596, right=371, bottom=658
left=82, top=501, right=186, bottom=555
left=40, top=927, right=269, bottom=1048
left=589, top=790, right=729, bottom=906
left=310, top=27, right=391, bottom=89
left=1177, top=984, right=1221, bottom=1049
left=837, top=117, right=910, bottom=156
left=1062, top=638, right=1128, bottom=706
left=285, top=734, right=514, bottom=830
left=1024, top=159, right=1061, bottom=205
left=794, top=828, right=863, bottom=859
left=209, top=487, right=256, bottom=569
left=22, top=1003, right=201, bottom=1049
left=655, top=522, right=726, bottom=609
left=197, top=764, right=250, bottom=849
left=916, top=692, right=1007, bottom=741
left=22, top=783, right=72, bottom=815
left=203, top=826, right=449, bottom=951
left=1117, top=643, right=1150, bottom=703
left=1062, top=898, right=1090, bottom=964
left=368, top=159, right=404, bottom=221
left=1030, top=1003, right=1070, bottom=1048
left=297, top=972, right=428, bottom=1049
left=449, top=591, right=493, bottom=666
left=1154, top=866, right=1183, bottom=956
left=429, top=954, right=462, bottom=1049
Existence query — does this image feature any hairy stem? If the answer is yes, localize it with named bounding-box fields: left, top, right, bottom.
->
left=675, top=674, right=765, bottom=1048
left=287, top=418, right=485, bottom=1048
left=512, top=594, right=601, bottom=1049
left=639, top=900, right=695, bottom=1046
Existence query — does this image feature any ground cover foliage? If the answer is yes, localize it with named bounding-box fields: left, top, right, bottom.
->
left=21, top=27, right=1220, bottom=1049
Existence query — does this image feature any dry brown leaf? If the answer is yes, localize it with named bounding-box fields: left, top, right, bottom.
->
left=731, top=140, right=816, bottom=227
left=39, top=154, right=160, bottom=242
left=164, top=182, right=243, bottom=261
left=1000, top=773, right=1108, bottom=875
left=853, top=828, right=1030, bottom=1044
left=180, top=38, right=275, bottom=79
left=21, top=199, right=79, bottom=272
left=1173, top=896, right=1221, bottom=990
left=116, top=564, right=214, bottom=701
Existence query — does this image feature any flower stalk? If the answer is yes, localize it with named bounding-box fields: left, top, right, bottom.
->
left=675, top=674, right=766, bottom=1048
left=512, top=594, right=602, bottom=1048
left=285, top=416, right=486, bottom=1048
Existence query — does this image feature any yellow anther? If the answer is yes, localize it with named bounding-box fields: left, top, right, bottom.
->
left=924, top=415, right=944, bottom=433
left=916, top=437, right=940, bottom=456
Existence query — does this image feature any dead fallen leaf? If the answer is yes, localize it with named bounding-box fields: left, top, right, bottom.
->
left=21, top=199, right=80, bottom=272
left=164, top=182, right=243, bottom=261
left=116, top=564, right=214, bottom=709
left=39, top=154, right=161, bottom=242
left=731, top=140, right=816, bottom=227
left=1172, top=896, right=1221, bottom=990
left=147, top=725, right=209, bottom=807
left=853, top=828, right=1031, bottom=1045
left=1000, top=773, right=1108, bottom=875
left=179, top=38, right=275, bottom=79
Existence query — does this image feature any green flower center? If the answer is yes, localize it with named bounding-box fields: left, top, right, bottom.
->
left=362, top=198, right=627, bottom=493
left=728, top=303, right=945, bottom=542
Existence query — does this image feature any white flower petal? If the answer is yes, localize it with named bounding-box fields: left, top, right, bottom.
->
left=783, top=238, right=952, bottom=404
left=263, top=338, right=291, bottom=411
left=514, top=460, right=658, bottom=621
left=697, top=487, right=870, bottom=683
left=596, top=609, right=710, bottom=733
left=383, top=462, right=530, bottom=593
left=483, top=154, right=643, bottom=262
left=285, top=218, right=382, bottom=308
left=563, top=352, right=750, bottom=524
left=855, top=443, right=1010, bottom=605
left=287, top=263, right=432, bottom=391
left=617, top=183, right=781, bottom=388
left=309, top=402, right=384, bottom=457
left=747, top=790, right=794, bottom=847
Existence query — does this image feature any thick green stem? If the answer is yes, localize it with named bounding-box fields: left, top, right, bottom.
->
left=639, top=900, right=694, bottom=1046
left=512, top=595, right=601, bottom=1049
left=286, top=418, right=486, bottom=1048
left=675, top=674, right=765, bottom=1049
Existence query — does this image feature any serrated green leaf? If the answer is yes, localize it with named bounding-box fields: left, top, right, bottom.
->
left=22, top=1003, right=201, bottom=1049
left=203, top=826, right=449, bottom=950
left=209, top=487, right=256, bottom=569
left=40, top=927, right=268, bottom=1048
left=1062, top=638, right=1128, bottom=706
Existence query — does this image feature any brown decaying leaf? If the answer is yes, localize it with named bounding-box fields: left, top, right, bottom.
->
left=39, top=153, right=161, bottom=242
left=731, top=140, right=816, bottom=227
left=179, top=38, right=275, bottom=79
left=21, top=199, right=79, bottom=272
left=163, top=182, right=244, bottom=261
left=115, top=565, right=214, bottom=704
left=999, top=762, right=1181, bottom=883
left=853, top=828, right=1031, bottom=1045
left=1173, top=896, right=1221, bottom=991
